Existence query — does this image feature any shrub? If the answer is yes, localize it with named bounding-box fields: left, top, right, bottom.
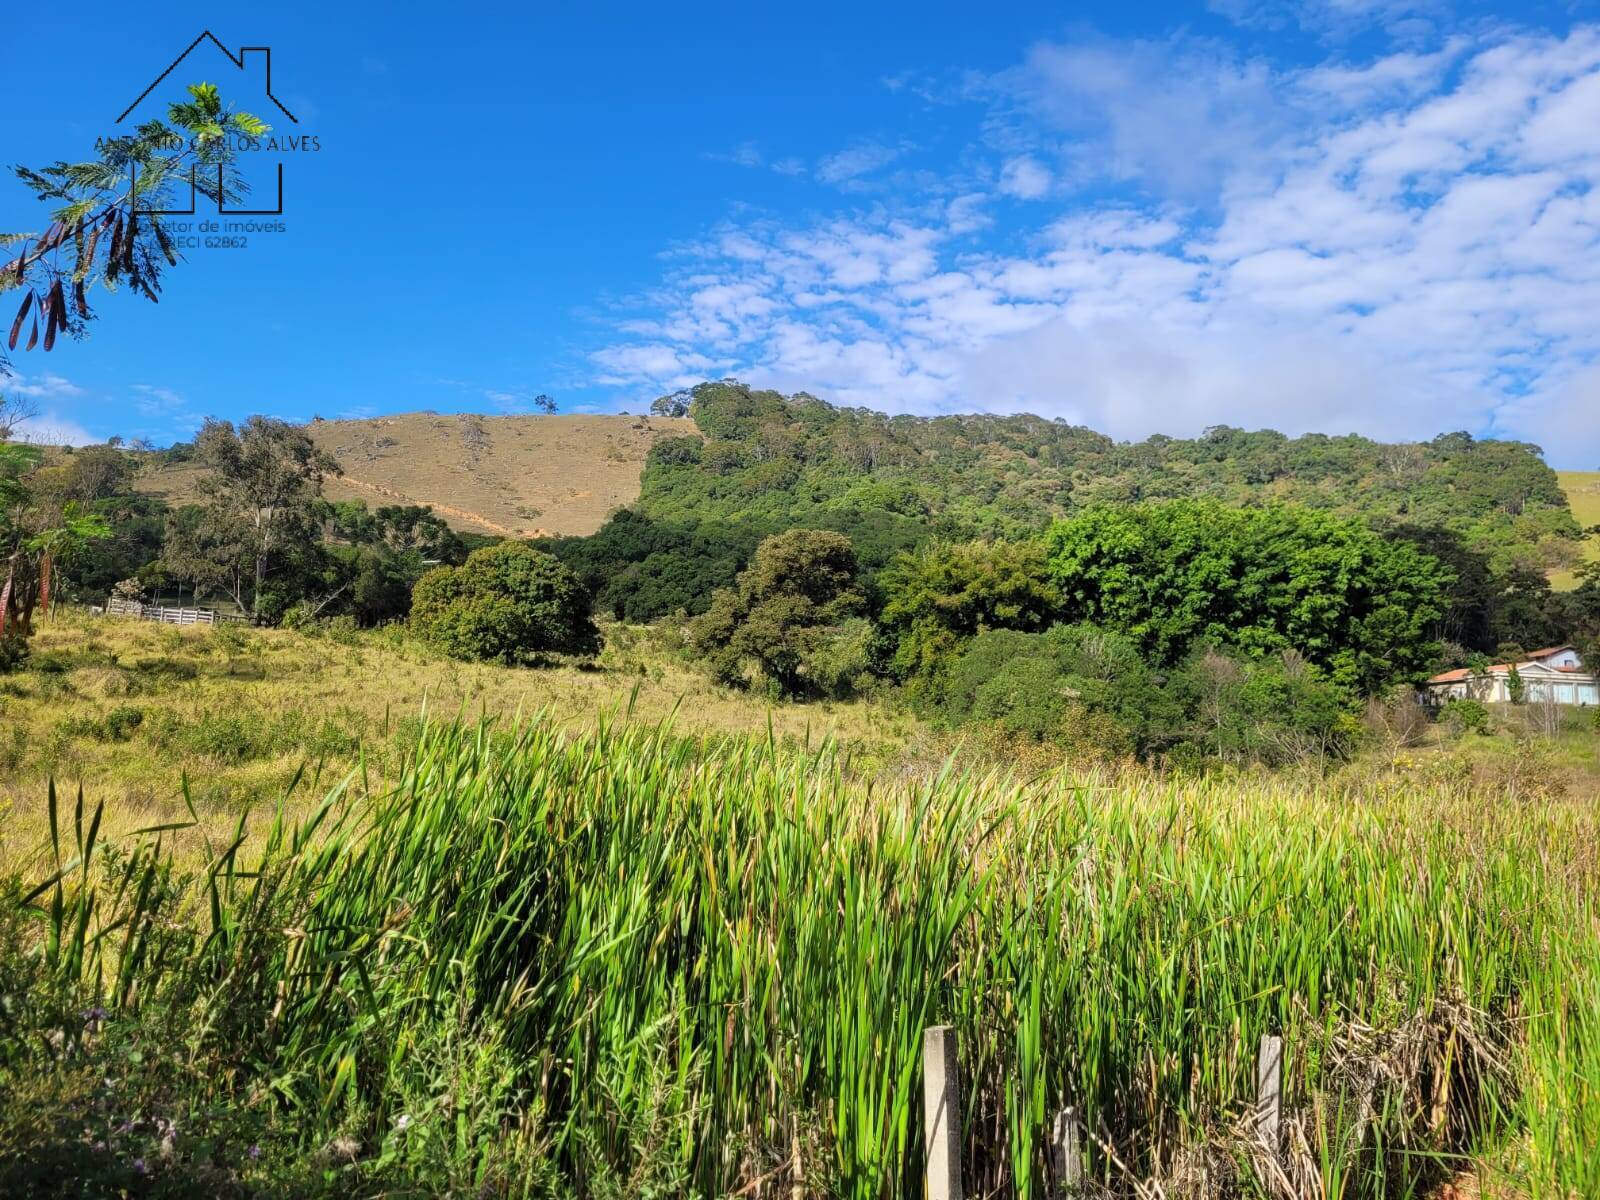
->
left=1441, top=697, right=1492, bottom=735
left=877, top=537, right=1062, bottom=696
left=805, top=617, right=877, bottom=700
left=944, top=624, right=1166, bottom=753
left=102, top=705, right=145, bottom=741
left=1169, top=648, right=1356, bottom=765
left=410, top=541, right=598, bottom=664
left=0, top=637, right=29, bottom=674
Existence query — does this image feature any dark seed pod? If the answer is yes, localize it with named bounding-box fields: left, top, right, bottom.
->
left=153, top=220, right=177, bottom=267
left=74, top=280, right=88, bottom=317
left=12, top=242, right=26, bottom=286
left=78, top=221, right=102, bottom=282
left=25, top=311, right=38, bottom=351
left=8, top=290, right=32, bottom=351
left=107, top=216, right=123, bottom=274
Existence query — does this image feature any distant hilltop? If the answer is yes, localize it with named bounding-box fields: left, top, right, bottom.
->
left=136, top=411, right=695, bottom=538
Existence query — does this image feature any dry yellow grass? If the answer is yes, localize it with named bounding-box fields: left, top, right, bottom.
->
left=135, top=411, right=696, bottom=537
left=0, top=611, right=914, bottom=871
left=1551, top=470, right=1600, bottom=590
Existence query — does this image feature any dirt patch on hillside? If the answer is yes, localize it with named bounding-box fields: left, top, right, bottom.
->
left=136, top=412, right=696, bottom=537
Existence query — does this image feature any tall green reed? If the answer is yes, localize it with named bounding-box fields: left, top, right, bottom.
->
left=15, top=715, right=1598, bottom=1197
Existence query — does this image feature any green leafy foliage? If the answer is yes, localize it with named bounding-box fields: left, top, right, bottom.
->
left=157, top=417, right=340, bottom=620
left=876, top=538, right=1063, bottom=696
left=1043, top=500, right=1451, bottom=694
left=940, top=625, right=1355, bottom=765
left=4, top=83, right=270, bottom=362
left=689, top=529, right=865, bottom=696
left=410, top=541, right=598, bottom=663
left=555, top=381, right=1581, bottom=630
left=5, top=719, right=1597, bottom=1195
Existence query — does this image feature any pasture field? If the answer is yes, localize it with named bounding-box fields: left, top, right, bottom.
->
left=0, top=612, right=911, bottom=865
left=2, top=615, right=1598, bottom=1198
left=1550, top=470, right=1600, bottom=590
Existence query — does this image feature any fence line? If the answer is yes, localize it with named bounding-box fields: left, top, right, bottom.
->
left=102, top=597, right=247, bottom=626
left=924, top=1027, right=1286, bottom=1198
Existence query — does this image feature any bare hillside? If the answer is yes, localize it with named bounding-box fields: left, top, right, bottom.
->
left=137, top=412, right=696, bottom=538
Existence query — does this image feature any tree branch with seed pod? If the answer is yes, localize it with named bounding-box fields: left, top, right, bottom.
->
left=1, top=81, right=270, bottom=365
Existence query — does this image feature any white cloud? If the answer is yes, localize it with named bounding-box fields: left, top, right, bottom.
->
left=7, top=373, right=84, bottom=399
left=816, top=140, right=913, bottom=186
left=1001, top=38, right=1293, bottom=201
left=1210, top=0, right=1448, bottom=42
left=14, top=411, right=96, bottom=446
left=998, top=156, right=1052, bottom=199
left=705, top=141, right=765, bottom=168
left=131, top=384, right=187, bottom=415
left=590, top=24, right=1600, bottom=467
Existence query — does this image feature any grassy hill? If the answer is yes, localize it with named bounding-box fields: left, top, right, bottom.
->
left=1553, top=470, right=1600, bottom=589
left=136, top=411, right=696, bottom=538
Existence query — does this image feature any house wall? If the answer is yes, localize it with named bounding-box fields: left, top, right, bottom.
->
left=1425, top=673, right=1598, bottom=706
left=1532, top=680, right=1599, bottom=706
left=1532, top=648, right=1582, bottom=669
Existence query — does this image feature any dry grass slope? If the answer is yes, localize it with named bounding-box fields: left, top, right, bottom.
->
left=1552, top=470, right=1600, bottom=590
left=135, top=411, right=697, bottom=537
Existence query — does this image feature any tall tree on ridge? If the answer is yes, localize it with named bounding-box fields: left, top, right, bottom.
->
left=165, top=417, right=340, bottom=619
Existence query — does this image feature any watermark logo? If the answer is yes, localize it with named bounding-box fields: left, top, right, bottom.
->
left=101, top=31, right=320, bottom=238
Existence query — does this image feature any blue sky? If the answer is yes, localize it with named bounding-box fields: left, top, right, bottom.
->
left=3, top=1, right=1598, bottom=466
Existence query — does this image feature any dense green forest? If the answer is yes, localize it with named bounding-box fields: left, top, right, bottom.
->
left=541, top=380, right=1583, bottom=628
left=7, top=381, right=1599, bottom=767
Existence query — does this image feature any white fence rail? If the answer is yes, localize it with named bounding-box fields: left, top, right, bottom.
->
left=103, top=598, right=246, bottom=626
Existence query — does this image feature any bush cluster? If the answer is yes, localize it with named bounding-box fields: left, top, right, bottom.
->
left=410, top=541, right=598, bottom=664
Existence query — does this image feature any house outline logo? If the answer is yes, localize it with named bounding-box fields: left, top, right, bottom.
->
left=117, top=31, right=303, bottom=217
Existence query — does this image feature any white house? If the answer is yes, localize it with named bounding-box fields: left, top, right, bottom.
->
left=1424, top=645, right=1600, bottom=706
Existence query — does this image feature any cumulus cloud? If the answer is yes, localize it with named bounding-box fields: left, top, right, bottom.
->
left=6, top=373, right=85, bottom=399
left=591, top=24, right=1600, bottom=467
left=13, top=411, right=96, bottom=446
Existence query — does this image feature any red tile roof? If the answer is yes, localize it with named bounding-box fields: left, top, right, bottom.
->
left=1528, top=645, right=1574, bottom=658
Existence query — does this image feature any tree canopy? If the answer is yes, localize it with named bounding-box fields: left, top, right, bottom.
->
left=410, top=541, right=597, bottom=664
left=3, top=83, right=269, bottom=364
left=1043, top=500, right=1451, bottom=694
left=690, top=529, right=865, bottom=697
left=158, top=417, right=341, bottom=619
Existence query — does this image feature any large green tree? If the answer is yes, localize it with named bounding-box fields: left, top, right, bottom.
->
left=876, top=537, right=1062, bottom=695
left=159, top=417, right=340, bottom=619
left=411, top=541, right=598, bottom=663
left=690, top=529, right=864, bottom=696
left=1043, top=500, right=1452, bottom=694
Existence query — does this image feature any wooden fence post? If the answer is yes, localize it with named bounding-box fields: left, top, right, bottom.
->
left=1257, top=1034, right=1283, bottom=1154
left=923, top=1025, right=963, bottom=1200
left=1050, top=1104, right=1082, bottom=1195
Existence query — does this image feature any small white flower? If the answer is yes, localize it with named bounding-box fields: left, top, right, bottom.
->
left=394, top=1113, right=412, bottom=1132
